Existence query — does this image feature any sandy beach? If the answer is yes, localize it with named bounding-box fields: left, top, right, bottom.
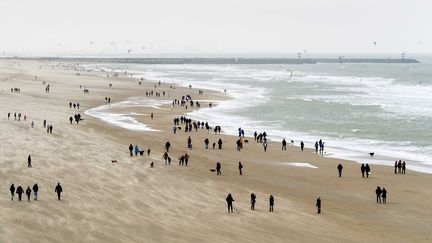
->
left=1, top=59, right=431, bottom=243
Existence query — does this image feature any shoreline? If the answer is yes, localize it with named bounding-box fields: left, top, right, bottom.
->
left=84, top=64, right=432, bottom=174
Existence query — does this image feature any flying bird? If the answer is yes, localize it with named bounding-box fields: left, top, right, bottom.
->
left=127, top=49, right=132, bottom=54
left=372, top=42, right=377, bottom=46
left=90, top=41, right=95, bottom=46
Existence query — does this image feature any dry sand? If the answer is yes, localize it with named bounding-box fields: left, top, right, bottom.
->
left=0, top=59, right=431, bottom=243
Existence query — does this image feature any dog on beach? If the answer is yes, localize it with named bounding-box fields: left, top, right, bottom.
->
left=111, top=160, right=118, bottom=164
left=138, top=150, right=145, bottom=156
left=210, top=169, right=216, bottom=172
left=369, top=152, right=374, bottom=157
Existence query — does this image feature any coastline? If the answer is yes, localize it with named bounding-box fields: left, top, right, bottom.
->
left=1, top=59, right=431, bottom=243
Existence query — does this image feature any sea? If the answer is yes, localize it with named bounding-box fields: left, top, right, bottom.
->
left=86, top=54, right=432, bottom=173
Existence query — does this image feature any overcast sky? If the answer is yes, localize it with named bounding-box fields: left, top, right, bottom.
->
left=0, top=0, right=430, bottom=56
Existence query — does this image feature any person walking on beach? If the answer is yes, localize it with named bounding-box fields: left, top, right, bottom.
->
left=316, top=196, right=321, bottom=214
left=187, top=136, right=192, bottom=150
left=315, top=141, right=319, bottom=153
left=28, top=155, right=32, bottom=168
left=361, top=164, right=366, bottom=178
left=69, top=116, right=73, bottom=124
left=365, top=164, right=371, bottom=178
left=25, top=186, right=32, bottom=202
left=55, top=183, right=63, bottom=200
left=218, top=139, right=223, bottom=150
left=216, top=162, right=221, bottom=175
left=402, top=161, right=406, bottom=174
left=162, top=152, right=169, bottom=165
left=381, top=188, right=387, bottom=204
left=165, top=141, right=171, bottom=152
left=337, top=163, right=343, bottom=177
left=8, top=113, right=10, bottom=120
left=16, top=186, right=24, bottom=201
left=394, top=161, right=398, bottom=174
left=282, top=139, right=287, bottom=151
left=300, top=141, right=304, bottom=151
left=269, top=195, right=275, bottom=212
left=204, top=138, right=209, bottom=149
left=226, top=194, right=234, bottom=213
left=128, top=144, right=133, bottom=157
left=238, top=162, right=243, bottom=175
left=250, top=193, right=256, bottom=210
left=376, top=186, right=382, bottom=203
left=10, top=184, right=15, bottom=201
left=263, top=141, right=268, bottom=152
left=134, top=145, right=139, bottom=156
left=33, top=183, right=39, bottom=201
left=397, top=160, right=402, bottom=174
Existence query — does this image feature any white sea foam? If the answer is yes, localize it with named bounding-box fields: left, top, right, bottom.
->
left=85, top=98, right=172, bottom=132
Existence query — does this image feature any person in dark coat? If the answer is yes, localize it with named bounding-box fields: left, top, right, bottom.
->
left=25, top=187, right=32, bottom=202
left=238, top=162, right=243, bottom=175
left=55, top=183, right=63, bottom=200
left=16, top=186, right=24, bottom=201
left=397, top=160, right=402, bottom=174
left=361, top=164, right=366, bottom=178
left=381, top=188, right=387, bottom=204
left=226, top=194, right=234, bottom=213
left=394, top=161, right=398, bottom=174
left=216, top=162, right=221, bottom=175
left=337, top=163, right=343, bottom=177
left=218, top=139, right=223, bottom=149
left=269, top=195, right=275, bottom=212
left=300, top=141, right=304, bottom=151
left=28, top=155, right=32, bottom=168
left=165, top=141, right=171, bottom=152
left=128, top=144, right=133, bottom=157
left=10, top=184, right=15, bottom=201
left=365, top=164, right=371, bottom=178
left=376, top=186, right=382, bottom=204
left=402, top=161, right=406, bottom=174
left=33, top=183, right=39, bottom=201
left=281, top=139, right=287, bottom=151
left=316, top=196, right=321, bottom=214
left=250, top=193, right=256, bottom=210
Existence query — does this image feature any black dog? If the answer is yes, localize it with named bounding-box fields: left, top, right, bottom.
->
left=369, top=152, right=374, bottom=157
left=210, top=169, right=216, bottom=172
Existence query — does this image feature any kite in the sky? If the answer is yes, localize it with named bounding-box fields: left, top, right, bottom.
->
left=286, top=69, right=293, bottom=80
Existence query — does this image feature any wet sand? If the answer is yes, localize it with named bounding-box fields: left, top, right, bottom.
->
left=0, top=59, right=431, bottom=243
